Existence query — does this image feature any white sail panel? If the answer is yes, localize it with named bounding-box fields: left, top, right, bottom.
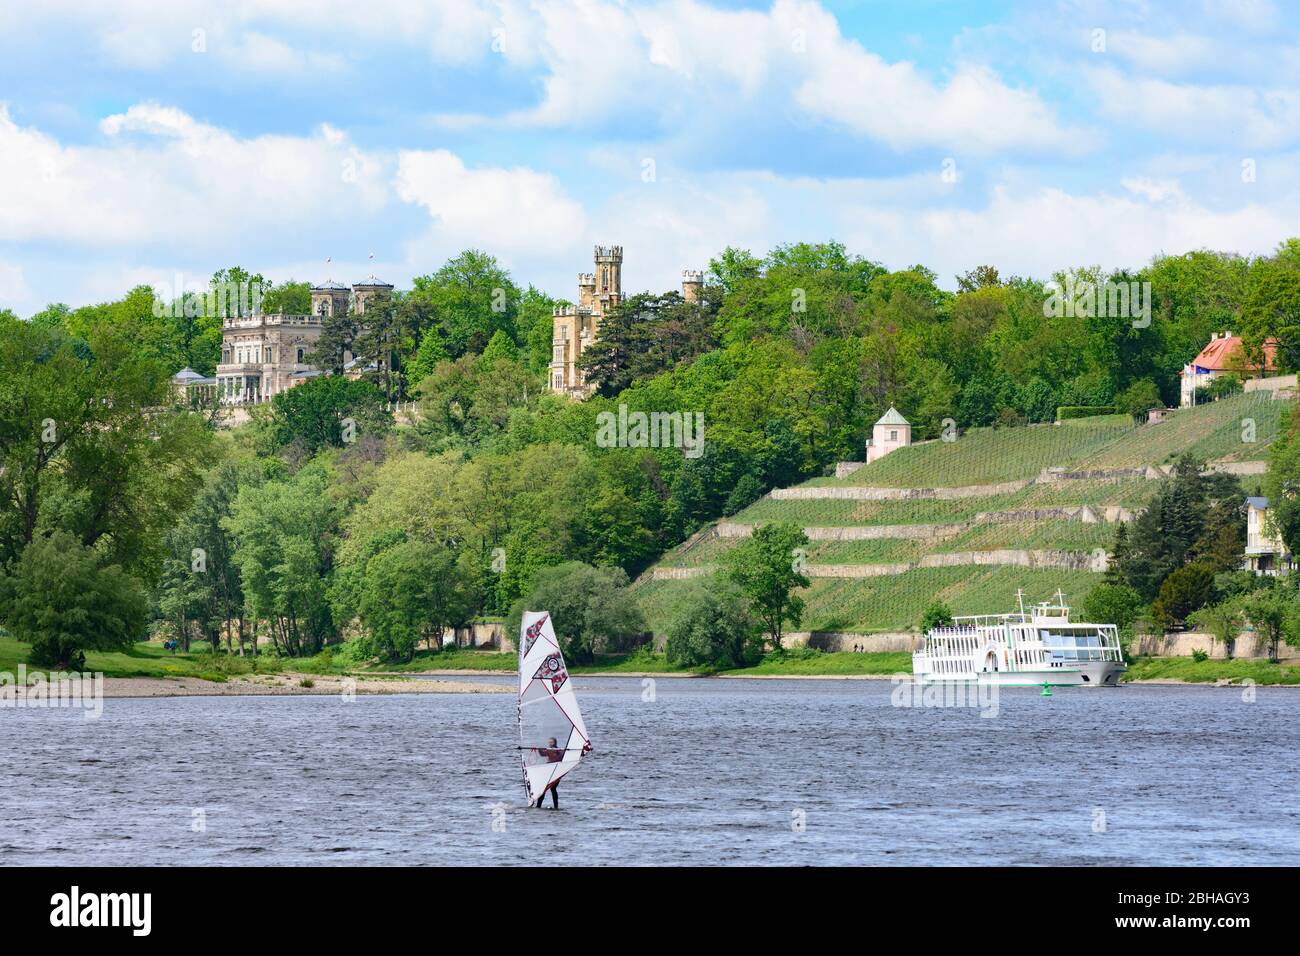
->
left=518, top=610, right=591, bottom=803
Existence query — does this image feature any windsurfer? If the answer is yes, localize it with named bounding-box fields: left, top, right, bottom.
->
left=532, top=738, right=563, bottom=809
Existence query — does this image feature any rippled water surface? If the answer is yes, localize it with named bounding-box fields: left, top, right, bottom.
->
left=2, top=677, right=1297, bottom=865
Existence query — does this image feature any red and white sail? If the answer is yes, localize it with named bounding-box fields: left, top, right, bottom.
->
left=518, top=610, right=591, bottom=804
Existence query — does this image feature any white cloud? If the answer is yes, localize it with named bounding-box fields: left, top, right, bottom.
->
left=1088, top=66, right=1300, bottom=149
left=0, top=260, right=32, bottom=313
left=439, top=0, right=1075, bottom=154
left=1121, top=177, right=1186, bottom=203
left=4, top=0, right=499, bottom=72
left=1105, top=30, right=1215, bottom=75
left=0, top=103, right=389, bottom=247
left=394, top=149, right=588, bottom=259
left=548, top=171, right=1297, bottom=298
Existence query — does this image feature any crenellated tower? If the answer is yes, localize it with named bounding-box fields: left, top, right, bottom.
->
left=548, top=245, right=699, bottom=397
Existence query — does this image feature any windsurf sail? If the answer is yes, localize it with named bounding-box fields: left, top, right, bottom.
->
left=518, top=610, right=592, bottom=804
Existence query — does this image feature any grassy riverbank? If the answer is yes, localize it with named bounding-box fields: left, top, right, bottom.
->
left=1122, top=656, right=1300, bottom=685
left=5, top=636, right=1297, bottom=684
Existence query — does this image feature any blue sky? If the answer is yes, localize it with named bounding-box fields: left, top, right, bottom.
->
left=1, top=0, right=1298, bottom=314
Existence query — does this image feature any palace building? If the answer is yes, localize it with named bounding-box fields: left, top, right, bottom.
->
left=548, top=245, right=703, bottom=397
left=213, top=275, right=392, bottom=403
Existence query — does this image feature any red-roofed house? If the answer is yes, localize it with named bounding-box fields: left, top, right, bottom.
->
left=1179, top=332, right=1278, bottom=407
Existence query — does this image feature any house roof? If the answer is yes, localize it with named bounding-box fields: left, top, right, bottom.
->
left=1186, top=334, right=1277, bottom=374
left=354, top=273, right=393, bottom=289
left=875, top=406, right=909, bottom=426
left=312, top=279, right=349, bottom=292
left=1247, top=496, right=1269, bottom=510
left=171, top=366, right=205, bottom=383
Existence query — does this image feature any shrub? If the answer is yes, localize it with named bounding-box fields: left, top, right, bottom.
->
left=1116, top=380, right=1163, bottom=418
left=1205, top=374, right=1243, bottom=400
left=1082, top=582, right=1144, bottom=631
left=1191, top=649, right=1209, bottom=663
left=507, top=562, right=647, bottom=664
left=1056, top=405, right=1119, bottom=421
left=664, top=583, right=757, bottom=669
left=0, top=531, right=147, bottom=670
left=1152, top=562, right=1217, bottom=630
left=920, top=601, right=954, bottom=632
left=723, top=474, right=764, bottom=516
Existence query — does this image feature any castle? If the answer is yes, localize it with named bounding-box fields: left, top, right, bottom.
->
left=212, top=275, right=392, bottom=403
left=548, top=246, right=703, bottom=397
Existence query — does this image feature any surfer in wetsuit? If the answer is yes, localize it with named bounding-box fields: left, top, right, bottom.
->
left=531, top=737, right=593, bottom=809
left=533, top=738, right=563, bottom=809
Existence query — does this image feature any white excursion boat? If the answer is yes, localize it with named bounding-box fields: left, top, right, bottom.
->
left=912, top=591, right=1127, bottom=688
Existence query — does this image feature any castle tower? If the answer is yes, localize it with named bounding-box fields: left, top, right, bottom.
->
left=594, top=245, right=623, bottom=310
left=549, top=304, right=577, bottom=393
left=681, top=270, right=703, bottom=303
left=578, top=273, right=596, bottom=312
left=352, top=274, right=394, bottom=316
left=310, top=280, right=350, bottom=318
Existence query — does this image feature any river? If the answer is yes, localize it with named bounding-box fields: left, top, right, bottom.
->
left=2, top=676, right=1296, bottom=865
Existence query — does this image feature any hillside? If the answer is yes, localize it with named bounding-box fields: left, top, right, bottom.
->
left=805, top=392, right=1280, bottom=489
left=634, top=394, right=1282, bottom=637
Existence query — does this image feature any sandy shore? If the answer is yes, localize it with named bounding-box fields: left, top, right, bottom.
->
left=102, top=672, right=512, bottom=698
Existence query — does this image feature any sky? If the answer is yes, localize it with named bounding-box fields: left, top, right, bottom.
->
left=1, top=0, right=1298, bottom=315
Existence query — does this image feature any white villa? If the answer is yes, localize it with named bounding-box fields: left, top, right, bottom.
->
left=1245, top=496, right=1293, bottom=575
left=1180, top=332, right=1277, bottom=407
left=866, top=406, right=911, bottom=463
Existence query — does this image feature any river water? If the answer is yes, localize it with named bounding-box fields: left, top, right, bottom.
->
left=2, top=676, right=1296, bottom=866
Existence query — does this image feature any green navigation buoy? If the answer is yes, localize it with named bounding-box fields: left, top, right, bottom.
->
left=1040, top=681, right=1052, bottom=697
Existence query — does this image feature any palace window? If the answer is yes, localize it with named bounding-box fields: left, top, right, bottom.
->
left=297, top=347, right=304, bottom=363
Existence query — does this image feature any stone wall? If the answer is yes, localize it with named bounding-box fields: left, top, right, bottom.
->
left=650, top=546, right=1107, bottom=579
left=784, top=631, right=921, bottom=652
left=1129, top=631, right=1300, bottom=661
left=771, top=479, right=1031, bottom=501
left=447, top=621, right=510, bottom=652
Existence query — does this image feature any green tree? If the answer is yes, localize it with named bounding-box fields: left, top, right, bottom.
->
left=1151, top=562, right=1216, bottom=630
left=1263, top=403, right=1300, bottom=556
left=406, top=330, right=450, bottom=388
left=1082, top=582, right=1144, bottom=632
left=357, top=539, right=480, bottom=661
left=1241, top=586, right=1294, bottom=662
left=409, top=250, right=521, bottom=358
left=307, top=304, right=362, bottom=376
left=723, top=522, right=810, bottom=649
left=1242, top=251, right=1300, bottom=372
left=352, top=296, right=419, bottom=401
left=1188, top=600, right=1243, bottom=658
left=261, top=280, right=311, bottom=315
left=267, top=375, right=391, bottom=453
left=154, top=462, right=257, bottom=654
left=579, top=291, right=718, bottom=396
left=0, top=317, right=216, bottom=576
left=920, top=601, right=954, bottom=632
left=0, top=531, right=147, bottom=669
left=223, top=466, right=338, bottom=656
left=507, top=562, right=646, bottom=664
left=664, top=582, right=756, bottom=669
left=1116, top=379, right=1163, bottom=418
